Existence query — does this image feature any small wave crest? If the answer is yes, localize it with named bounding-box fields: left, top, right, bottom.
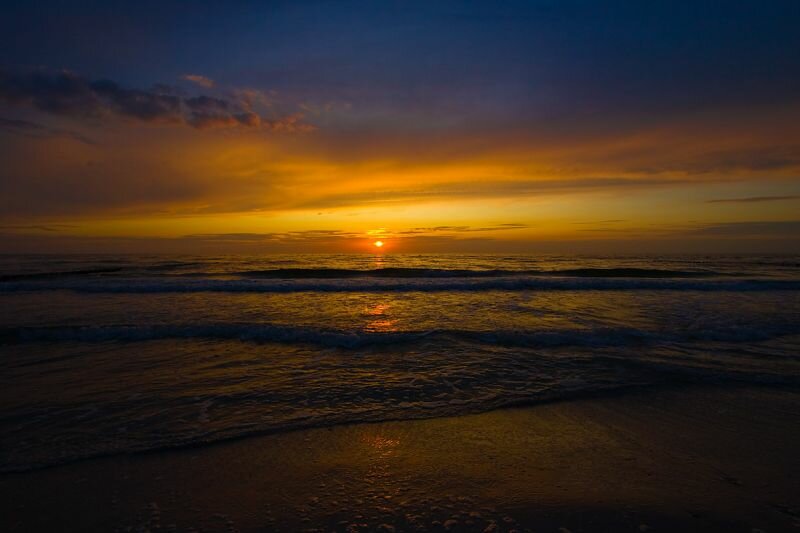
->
left=0, top=267, right=125, bottom=282
left=1, top=276, right=797, bottom=293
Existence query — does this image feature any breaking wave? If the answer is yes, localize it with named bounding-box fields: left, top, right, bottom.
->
left=4, top=322, right=800, bottom=348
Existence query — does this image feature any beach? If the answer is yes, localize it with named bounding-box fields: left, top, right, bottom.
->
left=3, top=384, right=798, bottom=532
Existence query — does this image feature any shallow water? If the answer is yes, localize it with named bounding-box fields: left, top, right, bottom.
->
left=1, top=254, right=799, bottom=471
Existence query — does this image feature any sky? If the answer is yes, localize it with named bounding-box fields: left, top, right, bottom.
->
left=1, top=0, right=799, bottom=253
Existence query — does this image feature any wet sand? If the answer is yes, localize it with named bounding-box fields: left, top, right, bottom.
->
left=2, top=385, right=799, bottom=532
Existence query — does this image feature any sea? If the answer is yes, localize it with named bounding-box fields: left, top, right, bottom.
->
left=1, top=253, right=799, bottom=472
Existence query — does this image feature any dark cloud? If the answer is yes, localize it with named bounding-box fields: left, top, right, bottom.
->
left=572, top=220, right=626, bottom=225
left=396, top=224, right=528, bottom=235
left=688, top=221, right=800, bottom=237
left=184, top=95, right=229, bottom=113
left=150, top=83, right=187, bottom=96
left=706, top=195, right=800, bottom=204
left=0, top=68, right=313, bottom=131
left=0, top=223, right=77, bottom=232
left=89, top=77, right=182, bottom=122
left=653, top=148, right=800, bottom=176
left=182, top=232, right=280, bottom=242
left=184, top=94, right=235, bottom=128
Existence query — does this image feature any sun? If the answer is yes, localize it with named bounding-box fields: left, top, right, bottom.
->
left=373, top=240, right=384, bottom=248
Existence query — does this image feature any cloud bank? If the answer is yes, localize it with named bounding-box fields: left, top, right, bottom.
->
left=706, top=195, right=800, bottom=204
left=0, top=69, right=313, bottom=132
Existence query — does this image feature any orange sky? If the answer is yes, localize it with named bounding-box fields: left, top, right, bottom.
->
left=1, top=3, right=799, bottom=253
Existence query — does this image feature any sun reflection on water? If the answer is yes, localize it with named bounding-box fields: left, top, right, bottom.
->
left=361, top=433, right=401, bottom=462
left=371, top=254, right=386, bottom=269
left=364, top=302, right=398, bottom=332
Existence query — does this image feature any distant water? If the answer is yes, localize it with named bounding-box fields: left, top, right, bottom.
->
left=1, top=254, right=799, bottom=472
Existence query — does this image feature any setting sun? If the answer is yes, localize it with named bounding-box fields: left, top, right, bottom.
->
left=374, top=240, right=384, bottom=248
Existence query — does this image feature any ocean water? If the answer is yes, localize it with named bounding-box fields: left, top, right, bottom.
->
left=1, top=253, right=799, bottom=472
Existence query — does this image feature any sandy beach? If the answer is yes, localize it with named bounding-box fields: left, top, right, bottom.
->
left=2, top=384, right=798, bottom=532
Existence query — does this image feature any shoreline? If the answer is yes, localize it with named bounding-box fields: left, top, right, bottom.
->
left=1, top=382, right=692, bottom=475
left=2, top=383, right=799, bottom=532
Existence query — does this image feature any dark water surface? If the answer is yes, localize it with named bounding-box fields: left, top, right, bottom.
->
left=1, top=254, right=799, bottom=471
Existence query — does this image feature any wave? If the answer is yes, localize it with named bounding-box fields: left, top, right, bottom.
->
left=1, top=276, right=798, bottom=293
left=142, top=261, right=206, bottom=271
left=0, top=266, right=742, bottom=282
left=0, top=267, right=125, bottom=281
left=4, top=322, right=799, bottom=348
